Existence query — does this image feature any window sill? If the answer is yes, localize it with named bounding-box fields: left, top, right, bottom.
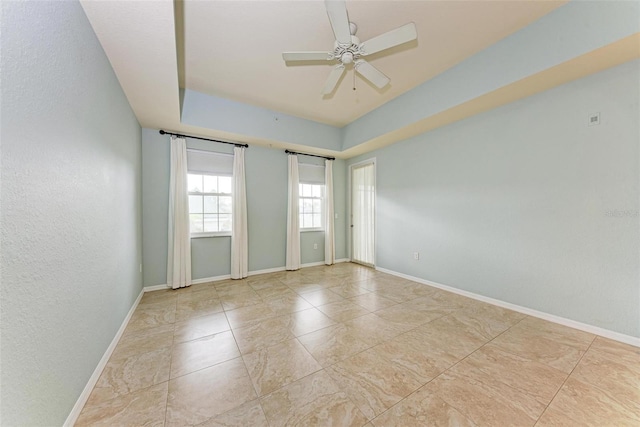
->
left=300, top=228, right=324, bottom=233
left=191, top=232, right=231, bottom=239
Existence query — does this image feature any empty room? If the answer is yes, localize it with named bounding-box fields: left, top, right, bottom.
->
left=2, top=0, right=639, bottom=426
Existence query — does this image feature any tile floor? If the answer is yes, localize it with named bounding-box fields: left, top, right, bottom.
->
left=76, top=263, right=640, bottom=426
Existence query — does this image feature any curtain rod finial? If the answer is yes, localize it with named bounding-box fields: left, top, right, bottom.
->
left=159, top=130, right=166, bottom=135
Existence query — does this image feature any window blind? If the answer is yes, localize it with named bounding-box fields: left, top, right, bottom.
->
left=298, top=163, right=325, bottom=184
left=187, top=149, right=233, bottom=175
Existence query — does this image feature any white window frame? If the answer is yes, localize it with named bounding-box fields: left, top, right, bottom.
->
left=299, top=182, right=325, bottom=232
left=188, top=172, right=233, bottom=238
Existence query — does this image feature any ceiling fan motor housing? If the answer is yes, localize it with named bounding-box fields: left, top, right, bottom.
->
left=333, top=35, right=362, bottom=65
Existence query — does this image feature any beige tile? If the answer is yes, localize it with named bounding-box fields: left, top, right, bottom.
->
left=326, top=348, right=424, bottom=420
left=569, top=339, right=640, bottom=409
left=422, top=372, right=542, bottom=426
left=332, top=263, right=376, bottom=281
left=176, top=296, right=224, bottom=322
left=170, top=330, right=241, bottom=378
left=451, top=345, right=567, bottom=407
left=246, top=275, right=285, bottom=288
left=220, top=292, right=263, bottom=311
left=263, top=293, right=313, bottom=315
left=297, top=323, right=371, bottom=367
left=537, top=376, right=640, bottom=426
left=195, top=399, right=269, bottom=427
left=243, top=338, right=322, bottom=396
left=400, top=293, right=464, bottom=316
left=255, top=284, right=294, bottom=299
left=79, top=263, right=639, bottom=427
left=139, top=289, right=178, bottom=306
left=515, top=317, right=595, bottom=349
left=371, top=330, right=459, bottom=384
left=127, top=301, right=176, bottom=332
left=173, top=312, right=230, bottom=343
left=445, top=302, right=525, bottom=340
left=414, top=314, right=490, bottom=358
left=358, top=276, right=409, bottom=293
left=371, top=387, right=477, bottom=427
left=370, top=314, right=491, bottom=384
left=86, top=347, right=171, bottom=406
left=342, top=313, right=412, bottom=346
left=260, top=370, right=368, bottom=427
left=374, top=304, right=442, bottom=327
left=431, top=289, right=475, bottom=307
left=213, top=278, right=248, bottom=289
left=393, top=281, right=438, bottom=300
left=370, top=288, right=417, bottom=304
left=490, top=318, right=593, bottom=373
left=268, top=271, right=304, bottom=286
left=326, top=283, right=371, bottom=298
left=348, top=292, right=397, bottom=311
left=233, top=315, right=297, bottom=354
left=76, top=382, right=168, bottom=427
left=216, top=283, right=258, bottom=298
left=299, top=289, right=345, bottom=306
left=286, top=307, right=337, bottom=336
left=317, top=299, right=371, bottom=322
left=114, top=323, right=175, bottom=359
left=182, top=284, right=220, bottom=300
left=588, top=335, right=640, bottom=358
left=288, top=282, right=328, bottom=294
left=225, top=303, right=279, bottom=330
left=301, top=269, right=340, bottom=279
left=166, top=358, right=256, bottom=426
left=248, top=278, right=285, bottom=291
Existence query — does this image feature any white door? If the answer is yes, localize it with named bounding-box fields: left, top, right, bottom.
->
left=351, top=161, right=375, bottom=266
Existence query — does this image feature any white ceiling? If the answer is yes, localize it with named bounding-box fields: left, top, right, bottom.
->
left=182, top=0, right=566, bottom=127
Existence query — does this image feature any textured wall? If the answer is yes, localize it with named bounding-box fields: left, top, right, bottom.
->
left=347, top=60, right=640, bottom=337
left=142, top=129, right=347, bottom=285
left=1, top=2, right=143, bottom=425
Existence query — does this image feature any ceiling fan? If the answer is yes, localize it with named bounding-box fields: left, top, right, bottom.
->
left=282, top=0, right=417, bottom=95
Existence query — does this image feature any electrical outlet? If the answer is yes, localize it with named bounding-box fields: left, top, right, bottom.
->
left=314, top=243, right=318, bottom=250
left=413, top=252, right=419, bottom=260
left=139, top=264, right=142, bottom=273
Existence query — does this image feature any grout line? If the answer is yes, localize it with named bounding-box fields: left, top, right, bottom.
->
left=424, top=315, right=531, bottom=421
left=369, top=313, right=530, bottom=425
left=96, top=265, right=579, bottom=426
left=163, top=298, right=178, bottom=427
left=533, top=335, right=597, bottom=425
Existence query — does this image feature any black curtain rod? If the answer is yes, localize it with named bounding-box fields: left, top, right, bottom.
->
left=159, top=130, right=248, bottom=148
left=285, top=149, right=335, bottom=161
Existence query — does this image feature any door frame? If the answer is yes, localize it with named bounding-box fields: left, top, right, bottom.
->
left=348, top=158, right=377, bottom=267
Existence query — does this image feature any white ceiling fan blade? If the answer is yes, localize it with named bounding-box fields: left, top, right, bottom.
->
left=360, top=22, right=417, bottom=56
left=355, top=60, right=390, bottom=89
left=325, top=0, right=352, bottom=45
left=283, top=52, right=333, bottom=62
left=321, top=65, right=345, bottom=95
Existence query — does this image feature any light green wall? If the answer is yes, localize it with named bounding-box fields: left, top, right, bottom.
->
left=141, top=129, right=347, bottom=285
left=1, top=2, right=143, bottom=425
left=347, top=60, right=640, bottom=337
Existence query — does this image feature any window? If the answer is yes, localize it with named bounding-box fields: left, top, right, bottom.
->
left=299, top=183, right=324, bottom=229
left=188, top=173, right=232, bottom=236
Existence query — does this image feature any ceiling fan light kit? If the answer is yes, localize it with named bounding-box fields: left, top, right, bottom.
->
left=282, top=0, right=418, bottom=96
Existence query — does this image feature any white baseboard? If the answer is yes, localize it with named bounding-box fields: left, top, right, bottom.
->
left=376, top=267, right=640, bottom=348
left=143, top=283, right=170, bottom=292
left=63, top=288, right=144, bottom=427
left=144, top=259, right=353, bottom=292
